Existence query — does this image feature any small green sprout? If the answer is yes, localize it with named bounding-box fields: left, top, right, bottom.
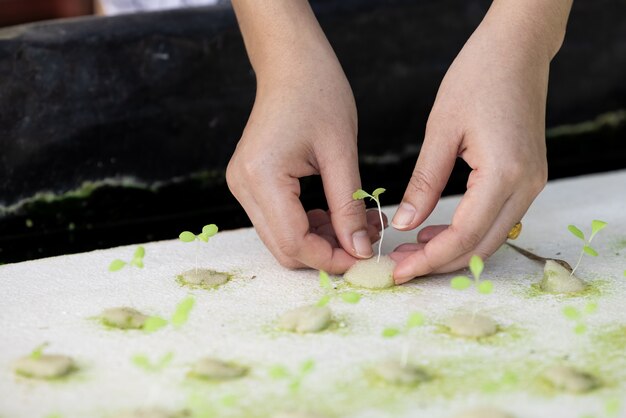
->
left=269, top=359, right=315, bottom=393
left=143, top=316, right=169, bottom=333
left=187, top=392, right=239, bottom=418
left=179, top=224, right=218, bottom=243
left=481, top=370, right=519, bottom=393
left=568, top=220, right=607, bottom=276
left=109, top=246, right=146, bottom=272
left=171, top=296, right=195, bottom=328
left=450, top=255, right=493, bottom=295
left=353, top=188, right=386, bottom=262
left=317, top=271, right=361, bottom=307
left=581, top=397, right=621, bottom=418
left=30, top=342, right=49, bottom=359
left=382, top=312, right=425, bottom=367
left=563, top=302, right=597, bottom=335
left=131, top=351, right=174, bottom=372
left=143, top=296, right=196, bottom=333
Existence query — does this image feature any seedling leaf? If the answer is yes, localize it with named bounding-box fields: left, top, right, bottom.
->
left=269, top=365, right=289, bottom=379
left=590, top=220, right=608, bottom=240
left=584, top=302, right=598, bottom=314
left=319, top=271, right=331, bottom=289
left=574, top=323, right=587, bottom=335
left=157, top=352, right=174, bottom=368
left=109, top=259, right=126, bottom=272
left=469, top=255, right=484, bottom=280
left=143, top=316, right=168, bottom=333
left=300, top=359, right=315, bottom=374
left=478, top=280, right=494, bottom=295
left=372, top=188, right=386, bottom=198
left=202, top=224, right=218, bottom=237
left=171, top=297, right=195, bottom=327
left=317, top=295, right=331, bottom=307
left=451, top=276, right=472, bottom=290
left=568, top=225, right=585, bottom=240
left=583, top=245, right=598, bottom=257
left=197, top=233, right=209, bottom=243
left=605, top=398, right=621, bottom=416
left=131, top=354, right=151, bottom=370
left=130, top=259, right=144, bottom=269
left=352, top=189, right=369, bottom=200
left=562, top=306, right=580, bottom=320
left=340, top=292, right=361, bottom=304
left=382, top=328, right=400, bottom=338
left=407, top=312, right=425, bottom=328
left=133, top=246, right=145, bottom=259
left=179, top=231, right=196, bottom=242
left=30, top=342, right=48, bottom=359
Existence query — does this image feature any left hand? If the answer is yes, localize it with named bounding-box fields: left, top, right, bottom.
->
left=389, top=16, right=552, bottom=283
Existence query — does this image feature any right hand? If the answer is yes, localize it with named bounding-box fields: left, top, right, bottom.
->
left=226, top=47, right=383, bottom=274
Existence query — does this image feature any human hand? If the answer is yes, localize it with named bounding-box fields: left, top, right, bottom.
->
left=226, top=42, right=383, bottom=274
left=389, top=9, right=558, bottom=283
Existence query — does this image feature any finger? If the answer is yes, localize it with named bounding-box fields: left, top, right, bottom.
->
left=393, top=168, right=511, bottom=282
left=256, top=173, right=357, bottom=274
left=308, top=209, right=383, bottom=247
left=438, top=189, right=538, bottom=273
left=417, top=224, right=448, bottom=243
left=318, top=144, right=373, bottom=259
left=391, top=124, right=458, bottom=231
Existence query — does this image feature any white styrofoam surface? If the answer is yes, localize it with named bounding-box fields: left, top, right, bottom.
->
left=1, top=170, right=626, bottom=418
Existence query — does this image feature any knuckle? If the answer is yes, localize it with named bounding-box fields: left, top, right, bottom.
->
left=333, top=198, right=365, bottom=220
left=451, top=226, right=482, bottom=253
left=275, top=237, right=301, bottom=259
left=407, top=168, right=437, bottom=197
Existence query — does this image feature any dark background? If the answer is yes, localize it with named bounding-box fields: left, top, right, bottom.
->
left=0, top=0, right=625, bottom=264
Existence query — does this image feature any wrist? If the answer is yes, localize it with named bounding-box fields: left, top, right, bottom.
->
left=479, top=0, right=572, bottom=61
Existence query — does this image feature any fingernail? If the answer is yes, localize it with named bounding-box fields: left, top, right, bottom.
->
left=352, top=230, right=373, bottom=258
left=393, top=265, right=414, bottom=284
left=391, top=202, right=416, bottom=229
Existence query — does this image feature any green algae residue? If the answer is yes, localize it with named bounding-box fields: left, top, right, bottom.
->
left=263, top=313, right=352, bottom=339
left=175, top=270, right=234, bottom=291
left=434, top=323, right=527, bottom=347
left=519, top=279, right=608, bottom=299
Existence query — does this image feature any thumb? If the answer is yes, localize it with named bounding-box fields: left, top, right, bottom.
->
left=392, top=126, right=458, bottom=231
left=319, top=144, right=373, bottom=259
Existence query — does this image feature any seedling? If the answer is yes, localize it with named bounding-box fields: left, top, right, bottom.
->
left=317, top=271, right=361, bottom=307
left=450, top=255, right=493, bottom=295
left=581, top=398, right=621, bottom=418
left=268, top=359, right=315, bottom=393
left=109, top=246, right=145, bottom=272
left=131, top=352, right=174, bottom=372
left=179, top=224, right=219, bottom=243
left=568, top=220, right=607, bottom=276
left=29, top=342, right=49, bottom=359
left=179, top=224, right=219, bottom=273
left=382, top=312, right=425, bottom=367
left=187, top=392, right=239, bottom=418
left=353, top=188, right=386, bottom=262
left=143, top=296, right=196, bottom=333
left=563, top=302, right=597, bottom=335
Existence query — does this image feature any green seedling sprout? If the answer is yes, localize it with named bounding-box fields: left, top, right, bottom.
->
left=29, top=342, right=49, bottom=359
left=187, top=392, right=239, bottom=418
left=269, top=359, right=315, bottom=393
left=317, top=270, right=361, bottom=307
left=581, top=397, right=621, bottom=418
left=568, top=220, right=607, bottom=276
left=563, top=302, right=597, bottom=335
left=450, top=255, right=493, bottom=295
left=131, top=352, right=174, bottom=372
left=179, top=224, right=219, bottom=273
left=353, top=188, right=386, bottom=262
left=143, top=296, right=196, bottom=333
left=109, top=246, right=146, bottom=272
left=382, top=312, right=425, bottom=367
